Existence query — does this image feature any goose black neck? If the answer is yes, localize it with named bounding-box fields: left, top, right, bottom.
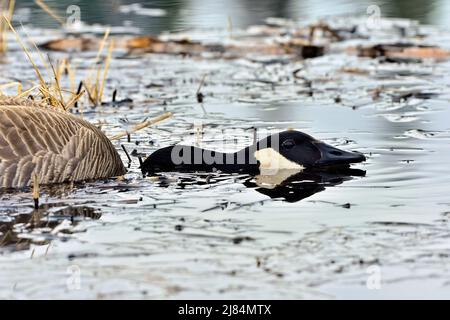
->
left=141, top=145, right=259, bottom=175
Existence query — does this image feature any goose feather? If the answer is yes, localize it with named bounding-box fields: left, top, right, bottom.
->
left=0, top=97, right=126, bottom=188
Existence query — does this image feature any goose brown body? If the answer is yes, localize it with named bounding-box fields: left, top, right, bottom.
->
left=0, top=97, right=126, bottom=188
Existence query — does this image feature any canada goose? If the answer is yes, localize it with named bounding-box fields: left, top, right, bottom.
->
left=141, top=130, right=366, bottom=175
left=0, top=97, right=126, bottom=189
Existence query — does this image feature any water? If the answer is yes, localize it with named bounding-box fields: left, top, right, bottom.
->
left=15, top=0, right=450, bottom=33
left=1, top=3, right=450, bottom=299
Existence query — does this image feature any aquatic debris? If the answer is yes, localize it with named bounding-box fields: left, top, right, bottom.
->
left=40, top=34, right=324, bottom=59
left=196, top=74, right=207, bottom=104
left=369, top=221, right=434, bottom=227
left=352, top=43, right=450, bottom=61
left=380, top=114, right=420, bottom=123
left=281, top=39, right=324, bottom=59
left=121, top=145, right=132, bottom=164
left=263, top=18, right=359, bottom=42
left=403, top=129, right=441, bottom=140
left=40, top=35, right=220, bottom=56
left=378, top=56, right=421, bottom=64
left=308, top=22, right=346, bottom=42
left=0, top=205, right=100, bottom=250
left=339, top=67, right=370, bottom=76
left=39, top=37, right=99, bottom=52
left=223, top=41, right=323, bottom=59
left=232, top=236, right=255, bottom=244
left=109, top=89, right=133, bottom=106
left=389, top=90, right=438, bottom=103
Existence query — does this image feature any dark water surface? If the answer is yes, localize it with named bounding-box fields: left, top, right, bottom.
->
left=1, top=2, right=450, bottom=299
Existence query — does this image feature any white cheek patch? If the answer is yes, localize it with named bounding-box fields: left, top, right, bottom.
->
left=254, top=148, right=304, bottom=175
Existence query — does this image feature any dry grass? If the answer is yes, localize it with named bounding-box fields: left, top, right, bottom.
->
left=1, top=10, right=172, bottom=140
left=0, top=81, right=21, bottom=94
left=34, top=0, right=64, bottom=26
left=0, top=0, right=14, bottom=54
left=109, top=112, right=173, bottom=141
left=31, top=1, right=113, bottom=107
left=83, top=29, right=114, bottom=106
left=3, top=16, right=48, bottom=93
left=0, top=15, right=119, bottom=111
left=3, top=15, right=83, bottom=110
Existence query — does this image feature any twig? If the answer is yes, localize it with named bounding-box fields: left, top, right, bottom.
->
left=98, top=39, right=114, bottom=103
left=112, top=89, right=117, bottom=102
left=32, top=173, right=39, bottom=210
left=121, top=144, right=132, bottom=163
left=0, top=0, right=15, bottom=53
left=48, top=54, right=65, bottom=107
left=74, top=81, right=83, bottom=108
left=109, top=112, right=173, bottom=141
left=196, top=74, right=207, bottom=113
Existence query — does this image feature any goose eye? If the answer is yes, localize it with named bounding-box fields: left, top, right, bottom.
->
left=282, top=139, right=295, bottom=149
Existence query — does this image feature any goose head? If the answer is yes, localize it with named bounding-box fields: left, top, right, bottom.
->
left=252, top=130, right=365, bottom=172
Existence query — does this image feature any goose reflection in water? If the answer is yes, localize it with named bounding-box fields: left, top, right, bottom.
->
left=244, top=167, right=366, bottom=203
left=171, top=166, right=366, bottom=203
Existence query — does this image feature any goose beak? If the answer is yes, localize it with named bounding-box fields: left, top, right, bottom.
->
left=314, top=142, right=366, bottom=167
